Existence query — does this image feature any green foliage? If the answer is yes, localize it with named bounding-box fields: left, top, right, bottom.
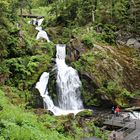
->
left=73, top=50, right=107, bottom=73
left=45, top=0, right=140, bottom=45
left=0, top=0, right=21, bottom=59
left=50, top=0, right=93, bottom=26
left=38, top=113, right=108, bottom=139
left=133, top=90, right=140, bottom=98
left=95, top=81, right=134, bottom=107
left=0, top=89, right=72, bottom=140
left=76, top=0, right=93, bottom=25
left=81, top=33, right=94, bottom=49
left=50, top=0, right=139, bottom=32
left=93, top=125, right=109, bottom=140
left=0, top=62, right=9, bottom=74
left=5, top=54, right=51, bottom=89
left=0, top=1, right=139, bottom=139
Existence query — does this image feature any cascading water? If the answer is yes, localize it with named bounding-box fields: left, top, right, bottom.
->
left=56, top=44, right=83, bottom=110
left=36, top=44, right=84, bottom=116
left=28, top=18, right=50, bottom=42
left=36, top=26, right=50, bottom=42
left=35, top=72, right=54, bottom=109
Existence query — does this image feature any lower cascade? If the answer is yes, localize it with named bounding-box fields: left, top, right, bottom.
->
left=36, top=44, right=84, bottom=116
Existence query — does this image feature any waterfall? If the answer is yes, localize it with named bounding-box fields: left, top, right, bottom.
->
left=56, top=44, right=83, bottom=110
left=28, top=18, right=50, bottom=42
left=35, top=44, right=84, bottom=116
left=36, top=27, right=50, bottom=42
left=35, top=72, right=54, bottom=109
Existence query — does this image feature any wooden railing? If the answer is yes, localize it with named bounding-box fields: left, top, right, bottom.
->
left=132, top=132, right=140, bottom=140
left=117, top=121, right=136, bottom=137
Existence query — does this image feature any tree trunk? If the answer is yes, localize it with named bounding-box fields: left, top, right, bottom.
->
left=20, top=8, right=23, bottom=16
left=92, top=10, right=95, bottom=22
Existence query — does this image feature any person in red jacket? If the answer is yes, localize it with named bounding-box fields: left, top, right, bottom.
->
left=115, top=106, right=120, bottom=117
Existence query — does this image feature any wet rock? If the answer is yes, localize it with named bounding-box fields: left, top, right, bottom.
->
left=116, top=31, right=132, bottom=46
left=29, top=88, right=43, bottom=108
left=44, top=110, right=54, bottom=115
left=67, top=113, right=75, bottom=120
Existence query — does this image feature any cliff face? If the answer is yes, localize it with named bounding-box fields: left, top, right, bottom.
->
left=90, top=45, right=140, bottom=91
left=68, top=38, right=140, bottom=107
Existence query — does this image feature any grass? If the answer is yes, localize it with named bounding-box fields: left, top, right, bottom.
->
left=0, top=86, right=109, bottom=140
left=0, top=89, right=73, bottom=140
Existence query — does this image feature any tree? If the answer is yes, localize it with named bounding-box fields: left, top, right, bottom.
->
left=0, top=0, right=13, bottom=59
left=15, top=0, right=32, bottom=15
left=134, top=0, right=140, bottom=32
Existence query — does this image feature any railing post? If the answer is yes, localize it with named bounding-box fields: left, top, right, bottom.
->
left=135, top=121, right=136, bottom=129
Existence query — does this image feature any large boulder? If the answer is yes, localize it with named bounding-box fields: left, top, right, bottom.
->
left=126, top=38, right=137, bottom=47
left=72, top=40, right=140, bottom=107
left=116, top=31, right=140, bottom=49
left=126, top=37, right=140, bottom=49
left=76, top=109, right=93, bottom=118
left=134, top=41, right=140, bottom=49
left=67, top=37, right=87, bottom=61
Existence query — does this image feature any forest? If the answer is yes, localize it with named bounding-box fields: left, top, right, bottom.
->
left=0, top=0, right=140, bottom=139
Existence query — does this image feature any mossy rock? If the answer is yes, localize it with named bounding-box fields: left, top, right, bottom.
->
left=44, top=110, right=54, bottom=116
left=76, top=109, right=93, bottom=118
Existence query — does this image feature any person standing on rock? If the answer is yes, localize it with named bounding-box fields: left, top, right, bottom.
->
left=115, top=106, right=120, bottom=117
left=111, top=106, right=115, bottom=114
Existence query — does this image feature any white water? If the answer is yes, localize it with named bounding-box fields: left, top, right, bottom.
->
left=56, top=44, right=83, bottom=110
left=35, top=72, right=54, bottom=109
left=28, top=18, right=44, bottom=26
left=37, top=18, right=44, bottom=26
left=28, top=18, right=50, bottom=42
left=35, top=44, right=83, bottom=116
left=36, top=27, right=50, bottom=42
left=129, top=111, right=140, bottom=119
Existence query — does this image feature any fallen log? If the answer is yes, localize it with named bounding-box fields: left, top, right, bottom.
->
left=125, top=106, right=140, bottom=111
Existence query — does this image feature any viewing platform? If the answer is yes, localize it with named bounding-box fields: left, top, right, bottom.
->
left=103, top=113, right=140, bottom=140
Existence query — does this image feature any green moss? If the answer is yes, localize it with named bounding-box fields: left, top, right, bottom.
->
left=76, top=110, right=93, bottom=118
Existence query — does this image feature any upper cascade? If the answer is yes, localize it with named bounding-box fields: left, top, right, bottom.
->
left=36, top=27, right=50, bottom=42
left=28, top=18, right=50, bottom=42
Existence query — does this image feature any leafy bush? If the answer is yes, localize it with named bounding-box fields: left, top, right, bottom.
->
left=82, top=34, right=94, bottom=49
left=95, top=81, right=134, bottom=107
left=5, top=54, right=51, bottom=89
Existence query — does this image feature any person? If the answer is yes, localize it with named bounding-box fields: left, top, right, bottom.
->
left=115, top=106, right=120, bottom=117
left=111, top=106, right=115, bottom=114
